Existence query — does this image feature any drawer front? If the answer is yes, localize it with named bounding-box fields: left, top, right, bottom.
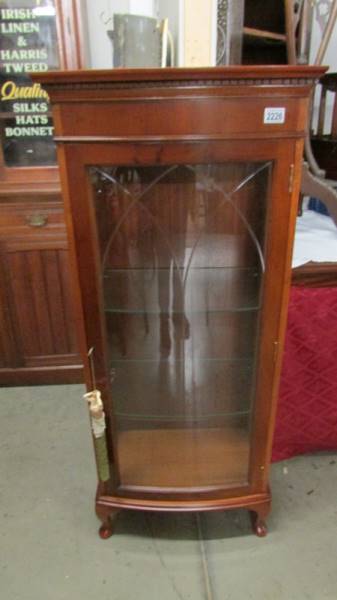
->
left=0, top=201, right=65, bottom=234
left=0, top=202, right=68, bottom=250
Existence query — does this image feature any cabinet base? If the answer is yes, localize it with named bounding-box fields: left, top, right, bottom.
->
left=95, top=485, right=271, bottom=539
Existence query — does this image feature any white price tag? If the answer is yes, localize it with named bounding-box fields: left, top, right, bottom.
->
left=264, top=107, right=286, bottom=124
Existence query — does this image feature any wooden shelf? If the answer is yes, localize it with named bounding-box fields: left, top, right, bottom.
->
left=118, top=427, right=249, bottom=491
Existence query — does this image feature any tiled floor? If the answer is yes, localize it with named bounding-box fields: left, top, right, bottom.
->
left=1, top=385, right=336, bottom=600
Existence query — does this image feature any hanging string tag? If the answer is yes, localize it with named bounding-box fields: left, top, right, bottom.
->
left=84, top=389, right=106, bottom=438
left=84, top=347, right=110, bottom=482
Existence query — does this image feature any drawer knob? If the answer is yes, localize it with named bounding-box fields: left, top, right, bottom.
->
left=26, top=213, right=48, bottom=228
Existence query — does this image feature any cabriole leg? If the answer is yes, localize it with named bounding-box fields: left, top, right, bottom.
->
left=250, top=502, right=270, bottom=537
left=96, top=504, right=119, bottom=539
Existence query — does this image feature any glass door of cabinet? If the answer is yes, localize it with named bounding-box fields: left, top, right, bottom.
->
left=89, top=160, right=271, bottom=492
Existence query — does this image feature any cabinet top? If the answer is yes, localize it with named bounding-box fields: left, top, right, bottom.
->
left=32, top=65, right=325, bottom=94
left=32, top=66, right=326, bottom=142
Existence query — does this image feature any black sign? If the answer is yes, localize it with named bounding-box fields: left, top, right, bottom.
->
left=0, top=2, right=59, bottom=167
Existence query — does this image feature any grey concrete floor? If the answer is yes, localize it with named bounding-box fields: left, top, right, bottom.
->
left=0, top=384, right=336, bottom=600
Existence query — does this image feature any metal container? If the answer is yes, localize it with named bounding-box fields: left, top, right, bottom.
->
left=108, top=14, right=162, bottom=68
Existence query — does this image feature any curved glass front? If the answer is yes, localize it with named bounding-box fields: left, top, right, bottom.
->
left=90, top=161, right=271, bottom=492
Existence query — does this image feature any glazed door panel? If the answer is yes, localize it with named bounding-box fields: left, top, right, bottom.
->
left=86, top=153, right=276, bottom=493
left=61, top=139, right=294, bottom=496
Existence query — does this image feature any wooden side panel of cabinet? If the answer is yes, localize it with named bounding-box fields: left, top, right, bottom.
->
left=0, top=201, right=83, bottom=385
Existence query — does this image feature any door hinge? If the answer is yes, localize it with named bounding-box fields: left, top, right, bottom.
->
left=288, top=163, right=295, bottom=194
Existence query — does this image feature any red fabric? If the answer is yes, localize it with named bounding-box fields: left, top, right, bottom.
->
left=272, top=286, right=337, bottom=462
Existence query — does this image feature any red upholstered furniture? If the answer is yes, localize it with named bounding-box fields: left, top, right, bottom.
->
left=273, top=285, right=337, bottom=461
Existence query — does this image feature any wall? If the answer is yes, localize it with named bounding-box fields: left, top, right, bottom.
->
left=129, top=0, right=154, bottom=16
left=183, top=0, right=217, bottom=66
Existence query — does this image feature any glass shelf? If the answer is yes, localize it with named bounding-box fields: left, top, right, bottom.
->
left=103, top=266, right=261, bottom=313
left=105, top=307, right=260, bottom=314
left=106, top=311, right=258, bottom=363
left=114, top=410, right=251, bottom=422
left=110, top=357, right=253, bottom=363
left=106, top=310, right=258, bottom=361
left=110, top=358, right=254, bottom=420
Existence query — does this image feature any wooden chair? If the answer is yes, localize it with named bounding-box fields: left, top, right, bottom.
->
left=216, top=0, right=337, bottom=225
left=297, top=0, right=337, bottom=226
left=217, top=0, right=312, bottom=66
left=311, top=72, right=337, bottom=180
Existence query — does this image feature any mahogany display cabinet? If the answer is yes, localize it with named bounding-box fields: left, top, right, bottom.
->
left=34, top=65, right=324, bottom=537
